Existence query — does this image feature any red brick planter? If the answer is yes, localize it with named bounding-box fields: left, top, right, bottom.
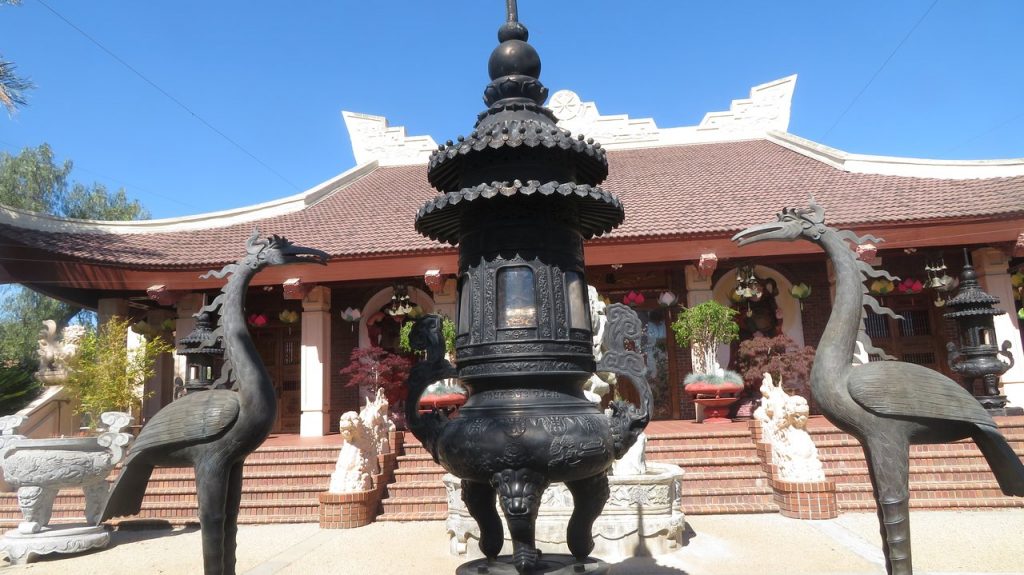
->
left=771, top=478, right=838, bottom=520
left=319, top=489, right=379, bottom=529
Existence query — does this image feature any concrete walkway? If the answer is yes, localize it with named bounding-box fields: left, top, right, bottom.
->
left=3, top=510, right=1024, bottom=574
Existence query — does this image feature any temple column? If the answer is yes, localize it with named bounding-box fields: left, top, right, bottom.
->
left=300, top=286, right=332, bottom=436
left=173, top=293, right=206, bottom=389
left=143, top=309, right=176, bottom=422
left=971, top=248, right=1024, bottom=405
left=96, top=298, right=129, bottom=325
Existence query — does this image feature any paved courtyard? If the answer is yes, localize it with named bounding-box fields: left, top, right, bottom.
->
left=3, top=510, right=1023, bottom=574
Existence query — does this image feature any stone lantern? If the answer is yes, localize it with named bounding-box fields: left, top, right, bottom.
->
left=174, top=311, right=224, bottom=398
left=945, top=261, right=1018, bottom=414
left=407, top=3, right=652, bottom=573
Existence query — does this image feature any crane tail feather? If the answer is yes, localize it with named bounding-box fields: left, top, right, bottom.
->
left=99, top=457, right=154, bottom=521
left=974, top=425, right=1024, bottom=497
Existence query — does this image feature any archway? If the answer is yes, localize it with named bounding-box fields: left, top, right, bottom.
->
left=358, top=286, right=435, bottom=350
left=711, top=264, right=805, bottom=368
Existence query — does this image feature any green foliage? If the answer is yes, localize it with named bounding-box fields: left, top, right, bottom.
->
left=684, top=370, right=744, bottom=387
left=671, top=300, right=739, bottom=349
left=0, top=362, right=40, bottom=415
left=1, top=0, right=31, bottom=116
left=0, top=144, right=148, bottom=219
left=63, top=316, right=172, bottom=426
left=398, top=315, right=456, bottom=357
left=0, top=144, right=150, bottom=370
left=0, top=286, right=84, bottom=372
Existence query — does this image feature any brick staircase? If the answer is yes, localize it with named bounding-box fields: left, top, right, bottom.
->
left=807, top=417, right=1024, bottom=512
left=0, top=443, right=340, bottom=529
left=378, top=438, right=447, bottom=521
left=645, top=426, right=777, bottom=515
left=5, top=417, right=1022, bottom=528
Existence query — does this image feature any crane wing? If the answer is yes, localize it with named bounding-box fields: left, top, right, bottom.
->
left=129, top=390, right=240, bottom=455
left=848, top=361, right=995, bottom=428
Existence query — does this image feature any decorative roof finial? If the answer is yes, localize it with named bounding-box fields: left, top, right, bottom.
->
left=486, top=0, right=544, bottom=105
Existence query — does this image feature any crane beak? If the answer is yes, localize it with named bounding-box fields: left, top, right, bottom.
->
left=732, top=221, right=798, bottom=247
left=282, top=244, right=329, bottom=265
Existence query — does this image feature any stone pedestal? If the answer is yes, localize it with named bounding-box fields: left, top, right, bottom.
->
left=318, top=489, right=379, bottom=529
left=770, top=478, right=838, bottom=520
left=0, top=525, right=110, bottom=565
left=446, top=463, right=685, bottom=562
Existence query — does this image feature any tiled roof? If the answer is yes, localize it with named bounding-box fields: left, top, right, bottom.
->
left=1, top=139, right=1022, bottom=269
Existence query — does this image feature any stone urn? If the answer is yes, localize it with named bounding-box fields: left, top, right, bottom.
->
left=0, top=412, right=133, bottom=564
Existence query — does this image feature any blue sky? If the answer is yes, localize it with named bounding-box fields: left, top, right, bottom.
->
left=1, top=1, right=1022, bottom=219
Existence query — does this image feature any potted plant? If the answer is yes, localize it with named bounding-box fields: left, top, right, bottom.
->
left=64, top=316, right=173, bottom=430
left=339, top=346, right=411, bottom=425
left=736, top=333, right=816, bottom=400
left=671, top=300, right=743, bottom=422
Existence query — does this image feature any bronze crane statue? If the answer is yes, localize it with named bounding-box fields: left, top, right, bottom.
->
left=100, top=230, right=327, bottom=575
left=734, top=202, right=1024, bottom=575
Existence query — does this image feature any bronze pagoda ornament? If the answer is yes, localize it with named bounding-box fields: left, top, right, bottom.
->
left=174, top=311, right=225, bottom=398
left=408, top=2, right=651, bottom=573
left=945, top=259, right=1019, bottom=414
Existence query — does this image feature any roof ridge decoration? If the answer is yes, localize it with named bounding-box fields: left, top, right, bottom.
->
left=549, top=74, right=797, bottom=150
left=343, top=76, right=796, bottom=166
left=342, top=111, right=438, bottom=167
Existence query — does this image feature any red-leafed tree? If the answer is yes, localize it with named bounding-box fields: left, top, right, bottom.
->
left=339, top=346, right=412, bottom=407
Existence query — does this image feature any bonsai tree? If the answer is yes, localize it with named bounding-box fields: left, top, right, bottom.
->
left=736, top=333, right=816, bottom=397
left=398, top=315, right=456, bottom=359
left=672, top=300, right=740, bottom=384
left=339, top=346, right=412, bottom=408
left=64, top=316, right=173, bottom=427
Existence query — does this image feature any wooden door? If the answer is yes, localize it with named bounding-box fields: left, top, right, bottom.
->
left=253, top=326, right=302, bottom=434
left=864, top=294, right=952, bottom=377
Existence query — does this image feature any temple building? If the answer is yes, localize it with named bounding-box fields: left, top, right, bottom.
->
left=2, top=74, right=1022, bottom=436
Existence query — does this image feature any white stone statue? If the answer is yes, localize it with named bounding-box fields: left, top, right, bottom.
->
left=327, top=411, right=379, bottom=493
left=753, top=373, right=787, bottom=443
left=611, top=432, right=647, bottom=476
left=584, top=285, right=617, bottom=404
left=773, top=395, right=826, bottom=482
left=35, top=321, right=86, bottom=385
left=360, top=388, right=391, bottom=455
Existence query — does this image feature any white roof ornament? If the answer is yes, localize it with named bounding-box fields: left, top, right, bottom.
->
left=547, top=75, right=797, bottom=150
left=342, top=111, right=438, bottom=167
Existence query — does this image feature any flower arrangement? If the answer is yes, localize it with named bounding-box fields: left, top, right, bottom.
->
left=657, top=291, right=677, bottom=307
left=247, top=313, right=268, bottom=328
left=278, top=309, right=300, bottom=324
left=622, top=290, right=645, bottom=307
left=897, top=277, right=922, bottom=294
left=869, top=278, right=895, bottom=296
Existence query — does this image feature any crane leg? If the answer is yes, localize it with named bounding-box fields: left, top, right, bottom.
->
left=864, top=440, right=912, bottom=575
left=223, top=462, right=244, bottom=575
left=196, top=460, right=230, bottom=575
